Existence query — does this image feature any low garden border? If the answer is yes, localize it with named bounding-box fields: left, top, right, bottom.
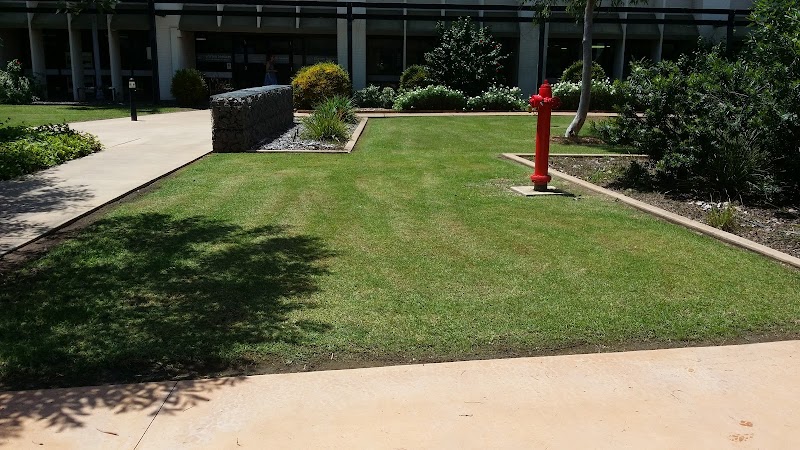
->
left=502, top=152, right=800, bottom=270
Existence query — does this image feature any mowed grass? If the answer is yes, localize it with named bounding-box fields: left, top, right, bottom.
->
left=1, top=116, right=798, bottom=389
left=0, top=104, right=192, bottom=127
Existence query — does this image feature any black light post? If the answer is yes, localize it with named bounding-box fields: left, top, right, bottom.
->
left=129, top=78, right=138, bottom=121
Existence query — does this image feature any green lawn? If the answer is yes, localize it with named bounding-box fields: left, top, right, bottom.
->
left=0, top=104, right=192, bottom=127
left=1, top=116, right=797, bottom=389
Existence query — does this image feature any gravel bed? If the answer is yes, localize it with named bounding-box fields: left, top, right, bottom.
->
left=547, top=156, right=800, bottom=260
left=257, top=119, right=356, bottom=152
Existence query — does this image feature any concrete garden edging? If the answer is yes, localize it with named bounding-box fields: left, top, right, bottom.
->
left=502, top=152, right=800, bottom=270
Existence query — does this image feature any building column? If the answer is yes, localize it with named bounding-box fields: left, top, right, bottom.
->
left=67, top=14, right=85, bottom=101
left=155, top=15, right=180, bottom=100
left=614, top=25, right=627, bottom=80
left=517, top=15, right=540, bottom=98
left=337, top=7, right=366, bottom=90
left=107, top=16, right=122, bottom=102
left=27, top=28, right=46, bottom=83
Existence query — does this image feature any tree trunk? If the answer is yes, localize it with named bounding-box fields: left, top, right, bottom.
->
left=565, top=1, right=595, bottom=138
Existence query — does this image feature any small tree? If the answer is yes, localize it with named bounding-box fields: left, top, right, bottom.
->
left=524, top=0, right=645, bottom=137
left=424, top=17, right=508, bottom=96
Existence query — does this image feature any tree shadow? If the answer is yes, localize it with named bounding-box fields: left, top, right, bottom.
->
left=0, top=175, right=94, bottom=253
left=0, top=376, right=249, bottom=443
left=0, top=213, right=333, bottom=390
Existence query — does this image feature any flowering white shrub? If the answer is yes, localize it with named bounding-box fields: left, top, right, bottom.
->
left=392, top=85, right=466, bottom=110
left=551, top=78, right=619, bottom=111
left=466, top=85, right=527, bottom=111
left=0, top=60, right=37, bottom=105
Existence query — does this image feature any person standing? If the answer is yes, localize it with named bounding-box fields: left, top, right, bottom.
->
left=264, top=54, right=278, bottom=86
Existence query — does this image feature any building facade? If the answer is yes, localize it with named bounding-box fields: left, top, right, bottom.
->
left=0, top=0, right=753, bottom=102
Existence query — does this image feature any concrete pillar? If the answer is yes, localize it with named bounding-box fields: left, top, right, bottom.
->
left=67, top=14, right=84, bottom=101
left=517, top=16, right=540, bottom=97
left=154, top=15, right=180, bottom=100
left=337, top=7, right=366, bottom=89
left=27, top=28, right=46, bottom=84
left=107, top=16, right=122, bottom=102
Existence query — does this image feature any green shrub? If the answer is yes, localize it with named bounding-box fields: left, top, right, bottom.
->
left=0, top=59, right=37, bottom=105
left=551, top=78, right=619, bottom=111
left=292, top=62, right=352, bottom=110
left=561, top=60, right=608, bottom=83
left=399, top=65, right=432, bottom=91
left=316, top=95, right=357, bottom=124
left=352, top=85, right=396, bottom=109
left=467, top=85, right=526, bottom=111
left=0, top=123, right=103, bottom=180
left=424, top=18, right=508, bottom=96
left=170, top=69, right=209, bottom=108
left=392, top=85, right=466, bottom=111
left=302, top=108, right=349, bottom=142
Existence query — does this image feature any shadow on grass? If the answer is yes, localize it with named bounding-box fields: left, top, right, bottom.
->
left=0, top=213, right=333, bottom=390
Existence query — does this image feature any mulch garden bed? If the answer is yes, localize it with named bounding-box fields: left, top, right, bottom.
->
left=547, top=156, right=800, bottom=260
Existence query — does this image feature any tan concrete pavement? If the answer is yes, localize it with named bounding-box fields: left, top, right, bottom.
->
left=0, top=110, right=212, bottom=256
left=2, top=341, right=798, bottom=449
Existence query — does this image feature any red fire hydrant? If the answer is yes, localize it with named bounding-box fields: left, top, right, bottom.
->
left=529, top=81, right=560, bottom=191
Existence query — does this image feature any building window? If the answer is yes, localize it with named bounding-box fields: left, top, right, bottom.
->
left=366, top=36, right=403, bottom=86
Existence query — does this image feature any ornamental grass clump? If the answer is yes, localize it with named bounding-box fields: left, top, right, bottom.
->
left=302, top=98, right=351, bottom=142
left=392, top=85, right=466, bottom=111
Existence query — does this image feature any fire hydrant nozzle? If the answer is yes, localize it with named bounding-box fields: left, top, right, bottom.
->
left=528, top=81, right=560, bottom=191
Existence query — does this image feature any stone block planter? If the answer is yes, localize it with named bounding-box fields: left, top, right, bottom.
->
left=210, top=85, right=293, bottom=152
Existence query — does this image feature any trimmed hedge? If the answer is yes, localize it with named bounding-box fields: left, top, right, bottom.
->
left=0, top=123, right=103, bottom=180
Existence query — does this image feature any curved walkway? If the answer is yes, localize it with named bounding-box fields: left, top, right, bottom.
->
left=0, top=110, right=212, bottom=256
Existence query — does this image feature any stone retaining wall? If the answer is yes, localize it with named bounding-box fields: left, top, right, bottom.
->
left=210, top=85, right=293, bottom=152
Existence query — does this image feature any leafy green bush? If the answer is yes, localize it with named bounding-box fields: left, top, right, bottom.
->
left=352, top=85, right=396, bottom=109
left=302, top=106, right=349, bottom=142
left=0, top=59, right=37, bottom=105
left=399, top=65, right=432, bottom=91
left=316, top=95, right=357, bottom=124
left=591, top=0, right=800, bottom=202
left=551, top=78, right=619, bottom=111
left=292, top=62, right=351, bottom=110
left=424, top=17, right=508, bottom=96
left=0, top=122, right=103, bottom=180
left=392, top=85, right=467, bottom=111
left=594, top=48, right=793, bottom=201
left=560, top=60, right=608, bottom=83
left=170, top=69, right=209, bottom=108
left=466, top=85, right=526, bottom=111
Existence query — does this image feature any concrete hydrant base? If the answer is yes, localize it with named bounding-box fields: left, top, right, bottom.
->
left=510, top=185, right=572, bottom=196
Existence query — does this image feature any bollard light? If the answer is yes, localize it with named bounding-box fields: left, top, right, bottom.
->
left=129, top=78, right=138, bottom=122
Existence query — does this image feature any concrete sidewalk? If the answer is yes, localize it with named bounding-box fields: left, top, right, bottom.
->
left=1, top=341, right=797, bottom=449
left=0, top=110, right=212, bottom=256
